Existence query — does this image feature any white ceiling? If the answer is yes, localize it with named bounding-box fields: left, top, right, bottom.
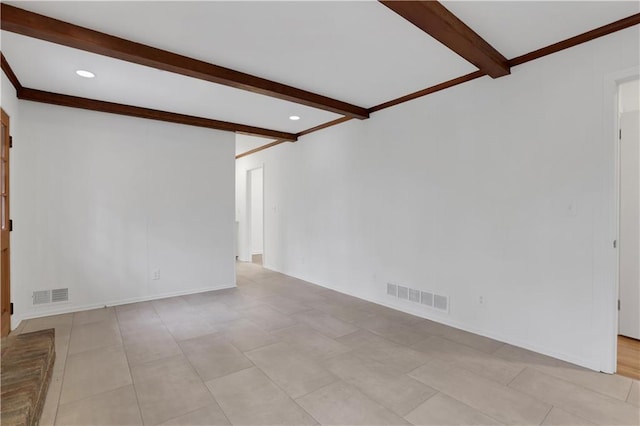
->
left=1, top=31, right=341, bottom=134
left=236, top=134, right=277, bottom=156
left=2, top=1, right=639, bottom=156
left=4, top=0, right=476, bottom=107
left=442, top=1, right=639, bottom=59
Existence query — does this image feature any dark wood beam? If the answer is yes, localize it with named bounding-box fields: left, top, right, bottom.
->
left=236, top=140, right=288, bottom=159
left=379, top=1, right=510, bottom=78
left=297, top=116, right=353, bottom=138
left=0, top=52, right=22, bottom=92
left=19, top=88, right=298, bottom=141
left=1, top=4, right=369, bottom=119
left=370, top=12, right=640, bottom=113
left=509, top=13, right=640, bottom=67
left=237, top=116, right=354, bottom=158
left=369, top=70, right=485, bottom=113
left=232, top=11, right=640, bottom=156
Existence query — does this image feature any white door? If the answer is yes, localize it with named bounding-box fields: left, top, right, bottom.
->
left=619, top=109, right=640, bottom=340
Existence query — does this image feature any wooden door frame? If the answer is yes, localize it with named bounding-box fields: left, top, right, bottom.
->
left=1, top=107, right=11, bottom=337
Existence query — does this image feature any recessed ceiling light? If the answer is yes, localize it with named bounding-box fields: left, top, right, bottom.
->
left=289, top=115, right=300, bottom=121
left=75, top=70, right=95, bottom=78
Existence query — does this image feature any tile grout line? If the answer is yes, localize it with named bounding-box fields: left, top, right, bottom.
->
left=160, top=399, right=232, bottom=426
left=407, top=360, right=549, bottom=426
left=521, top=362, right=636, bottom=404
left=51, top=316, right=74, bottom=425
left=402, top=389, right=440, bottom=423
left=624, top=380, right=634, bottom=402
left=538, top=404, right=555, bottom=425
left=291, top=379, right=341, bottom=424
left=151, top=298, right=238, bottom=426
left=57, top=383, right=135, bottom=414
left=26, top=264, right=636, bottom=425
left=451, top=328, right=637, bottom=402
left=506, top=365, right=529, bottom=387
left=507, top=366, right=639, bottom=424
left=237, top=337, right=335, bottom=423
left=50, top=313, right=128, bottom=410
left=430, top=390, right=507, bottom=426
left=408, top=338, right=528, bottom=389
left=114, top=307, right=147, bottom=425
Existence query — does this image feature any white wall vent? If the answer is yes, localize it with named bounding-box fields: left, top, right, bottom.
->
left=434, top=294, right=449, bottom=312
left=397, top=286, right=409, bottom=300
left=386, top=283, right=397, bottom=297
left=421, top=291, right=434, bottom=307
left=33, top=290, right=51, bottom=305
left=408, top=288, right=420, bottom=303
left=386, top=284, right=448, bottom=314
left=51, top=288, right=69, bottom=303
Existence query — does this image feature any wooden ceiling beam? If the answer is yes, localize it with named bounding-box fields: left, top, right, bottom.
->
left=371, top=12, right=640, bottom=113
left=379, top=1, right=510, bottom=78
left=236, top=140, right=288, bottom=159
left=0, top=52, right=23, bottom=92
left=232, top=11, right=640, bottom=156
left=19, top=88, right=298, bottom=141
left=0, top=4, right=369, bottom=119
left=296, top=116, right=353, bottom=138
left=509, top=12, right=640, bottom=67
left=369, top=70, right=485, bottom=113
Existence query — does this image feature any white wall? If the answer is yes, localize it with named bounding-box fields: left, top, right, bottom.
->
left=250, top=168, right=264, bottom=255
left=1, top=75, right=19, bottom=126
left=236, top=27, right=640, bottom=371
left=10, top=101, right=235, bottom=325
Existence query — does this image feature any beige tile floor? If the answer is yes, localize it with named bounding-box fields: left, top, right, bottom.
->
left=17, top=262, right=640, bottom=425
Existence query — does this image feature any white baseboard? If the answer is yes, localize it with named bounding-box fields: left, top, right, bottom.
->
left=264, top=266, right=600, bottom=372
left=12, top=283, right=236, bottom=328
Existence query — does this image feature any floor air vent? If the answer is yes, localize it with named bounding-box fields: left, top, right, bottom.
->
left=387, top=283, right=448, bottom=313
left=434, top=294, right=448, bottom=312
left=51, top=288, right=69, bottom=303
left=421, top=291, right=434, bottom=307
left=33, top=290, right=51, bottom=305
left=397, top=286, right=409, bottom=300
left=32, top=288, right=69, bottom=305
left=386, top=283, right=397, bottom=296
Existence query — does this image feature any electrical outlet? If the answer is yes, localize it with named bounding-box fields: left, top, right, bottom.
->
left=479, top=295, right=485, bottom=305
left=152, top=269, right=161, bottom=280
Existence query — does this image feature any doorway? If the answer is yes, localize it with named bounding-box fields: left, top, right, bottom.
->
left=249, top=167, right=264, bottom=266
left=1, top=108, right=11, bottom=337
left=617, top=78, right=640, bottom=379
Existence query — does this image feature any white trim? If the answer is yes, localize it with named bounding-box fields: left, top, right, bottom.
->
left=241, top=168, right=253, bottom=262
left=599, top=66, right=640, bottom=373
left=262, top=164, right=266, bottom=267
left=279, top=268, right=602, bottom=370
left=244, top=165, right=265, bottom=263
left=12, top=283, right=236, bottom=327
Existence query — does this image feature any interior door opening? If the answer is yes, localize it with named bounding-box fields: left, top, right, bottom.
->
left=617, top=78, right=640, bottom=380
left=249, top=167, right=264, bottom=266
